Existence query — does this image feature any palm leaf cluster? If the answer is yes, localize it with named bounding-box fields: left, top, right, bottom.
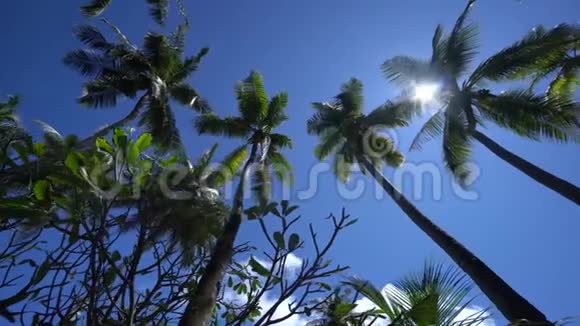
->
left=196, top=70, right=293, bottom=206
left=0, top=96, right=29, bottom=155
left=80, top=0, right=184, bottom=26
left=382, top=0, right=579, bottom=183
left=345, top=262, right=489, bottom=326
left=64, top=22, right=210, bottom=150
left=307, top=78, right=410, bottom=183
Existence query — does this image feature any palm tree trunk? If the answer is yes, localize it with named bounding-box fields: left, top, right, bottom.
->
left=472, top=130, right=580, bottom=205
left=179, top=144, right=257, bottom=326
left=356, top=154, right=549, bottom=324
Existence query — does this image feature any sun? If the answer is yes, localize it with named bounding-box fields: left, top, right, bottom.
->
left=414, top=84, right=439, bottom=103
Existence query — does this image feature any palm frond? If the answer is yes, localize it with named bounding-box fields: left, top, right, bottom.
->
left=146, top=0, right=169, bottom=25
left=139, top=97, right=182, bottom=150
left=394, top=262, right=479, bottom=325
left=431, top=24, right=445, bottom=64
left=172, top=48, right=209, bottom=83
left=73, top=25, right=114, bottom=51
left=192, top=143, right=218, bottom=181
left=268, top=151, right=293, bottom=184
left=235, top=70, right=269, bottom=125
left=343, top=278, right=396, bottom=320
left=440, top=0, right=478, bottom=77
left=63, top=49, right=113, bottom=77
left=78, top=79, right=122, bottom=108
left=345, top=262, right=489, bottom=326
left=194, top=114, right=250, bottom=138
left=333, top=144, right=355, bottom=183
left=467, top=24, right=579, bottom=87
left=206, top=145, right=247, bottom=187
left=382, top=56, right=433, bottom=87
left=143, top=32, right=177, bottom=76
left=170, top=83, right=210, bottom=113
left=307, top=102, right=345, bottom=135
left=547, top=59, right=579, bottom=101
left=474, top=90, right=576, bottom=142
left=170, top=22, right=189, bottom=51
left=0, top=96, right=19, bottom=123
left=269, top=133, right=292, bottom=149
left=442, top=114, right=472, bottom=185
left=264, top=92, right=289, bottom=128
left=314, top=128, right=345, bottom=160
left=363, top=102, right=411, bottom=128
left=337, top=78, right=364, bottom=115
left=410, top=109, right=446, bottom=151
left=444, top=24, right=478, bottom=78
left=80, top=0, right=112, bottom=17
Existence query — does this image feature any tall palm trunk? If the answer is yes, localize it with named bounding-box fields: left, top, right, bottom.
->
left=357, top=154, right=549, bottom=324
left=472, top=130, right=580, bottom=205
left=179, top=144, right=257, bottom=326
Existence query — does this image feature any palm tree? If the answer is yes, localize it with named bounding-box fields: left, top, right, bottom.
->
left=80, top=0, right=179, bottom=26
left=507, top=25, right=579, bottom=103
left=0, top=96, right=29, bottom=167
left=382, top=0, right=580, bottom=204
left=179, top=70, right=292, bottom=326
left=308, top=78, right=548, bottom=323
left=133, top=142, right=246, bottom=264
left=345, top=262, right=490, bottom=326
left=65, top=21, right=210, bottom=150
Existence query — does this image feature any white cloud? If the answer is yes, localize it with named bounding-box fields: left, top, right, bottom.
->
left=283, top=253, right=303, bottom=273
left=257, top=293, right=309, bottom=326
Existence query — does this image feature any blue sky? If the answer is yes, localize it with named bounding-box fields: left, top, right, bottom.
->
left=1, top=0, right=579, bottom=323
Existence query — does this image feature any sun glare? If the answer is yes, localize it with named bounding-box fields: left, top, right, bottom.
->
left=414, top=84, right=439, bottom=103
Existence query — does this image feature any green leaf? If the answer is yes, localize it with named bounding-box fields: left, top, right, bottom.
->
left=127, top=143, right=139, bottom=164
left=227, top=277, right=233, bottom=288
left=111, top=250, right=121, bottom=262
left=135, top=133, right=153, bottom=152
left=96, top=137, right=114, bottom=154
left=32, top=142, right=45, bottom=157
left=270, top=206, right=282, bottom=218
left=33, top=180, right=49, bottom=201
left=334, top=303, right=357, bottom=319
left=12, top=143, right=29, bottom=164
left=288, top=233, right=300, bottom=251
left=249, top=257, right=271, bottom=277
left=283, top=204, right=299, bottom=217
left=280, top=200, right=289, bottom=212
left=112, top=128, right=127, bottom=149
left=33, top=258, right=51, bottom=285
left=65, top=152, right=81, bottom=175
left=273, top=232, right=285, bottom=250
left=104, top=268, right=116, bottom=287
left=317, top=282, right=332, bottom=291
